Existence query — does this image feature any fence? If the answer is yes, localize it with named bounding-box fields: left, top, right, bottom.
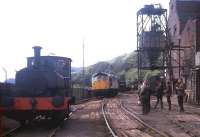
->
left=68, top=88, right=92, bottom=103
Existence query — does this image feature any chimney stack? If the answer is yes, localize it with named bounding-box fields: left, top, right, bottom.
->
left=33, top=46, right=42, bottom=58
left=32, top=46, right=42, bottom=67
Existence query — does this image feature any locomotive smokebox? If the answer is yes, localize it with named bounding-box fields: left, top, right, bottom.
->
left=32, top=46, right=42, bottom=67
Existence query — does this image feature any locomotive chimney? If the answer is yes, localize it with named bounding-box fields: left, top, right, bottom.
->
left=33, top=46, right=42, bottom=58
left=32, top=46, right=42, bottom=67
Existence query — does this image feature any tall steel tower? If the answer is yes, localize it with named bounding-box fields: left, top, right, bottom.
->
left=136, top=4, right=171, bottom=81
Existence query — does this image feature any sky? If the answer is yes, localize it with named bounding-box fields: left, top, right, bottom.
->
left=0, top=0, right=169, bottom=82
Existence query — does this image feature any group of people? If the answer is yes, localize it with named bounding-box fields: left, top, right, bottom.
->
left=138, top=77, right=185, bottom=115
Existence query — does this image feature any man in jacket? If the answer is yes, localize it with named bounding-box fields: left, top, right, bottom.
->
left=165, top=81, right=172, bottom=111
left=154, top=78, right=165, bottom=109
left=175, top=78, right=185, bottom=112
left=139, top=81, right=151, bottom=114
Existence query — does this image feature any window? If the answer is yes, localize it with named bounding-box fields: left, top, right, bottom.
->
left=173, top=24, right=177, bottom=36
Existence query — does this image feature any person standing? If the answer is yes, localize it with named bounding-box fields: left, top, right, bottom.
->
left=175, top=78, right=185, bottom=112
left=154, top=78, right=164, bottom=109
left=165, top=81, right=172, bottom=111
left=139, top=81, right=151, bottom=114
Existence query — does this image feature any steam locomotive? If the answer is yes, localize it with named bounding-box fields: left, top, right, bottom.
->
left=0, top=46, right=73, bottom=124
left=91, top=72, right=119, bottom=97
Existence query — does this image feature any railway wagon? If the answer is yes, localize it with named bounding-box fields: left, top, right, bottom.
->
left=91, top=72, right=119, bottom=97
left=0, top=46, right=73, bottom=124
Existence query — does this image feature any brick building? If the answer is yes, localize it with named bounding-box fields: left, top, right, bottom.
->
left=168, top=0, right=200, bottom=103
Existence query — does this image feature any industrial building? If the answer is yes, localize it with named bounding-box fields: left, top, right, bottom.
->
left=168, top=0, right=200, bottom=103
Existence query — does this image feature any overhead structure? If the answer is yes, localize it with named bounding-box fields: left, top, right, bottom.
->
left=136, top=4, right=170, bottom=81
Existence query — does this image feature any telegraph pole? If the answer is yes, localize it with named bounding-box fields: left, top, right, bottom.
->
left=82, top=39, right=85, bottom=89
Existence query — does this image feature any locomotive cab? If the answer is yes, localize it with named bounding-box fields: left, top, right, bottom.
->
left=91, top=72, right=119, bottom=97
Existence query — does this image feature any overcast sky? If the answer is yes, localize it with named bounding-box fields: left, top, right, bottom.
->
left=0, top=0, right=169, bottom=81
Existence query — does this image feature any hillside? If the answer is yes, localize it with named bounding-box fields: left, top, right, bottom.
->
left=72, top=51, right=135, bottom=86
left=72, top=51, right=160, bottom=87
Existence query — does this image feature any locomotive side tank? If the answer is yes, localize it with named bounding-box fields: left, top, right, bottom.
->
left=1, top=46, right=72, bottom=124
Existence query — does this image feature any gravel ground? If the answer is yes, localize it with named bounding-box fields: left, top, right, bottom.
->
left=1, top=116, right=20, bottom=133
left=1, top=117, right=58, bottom=137
left=120, top=92, right=200, bottom=137
left=3, top=92, right=200, bottom=137
left=56, top=100, right=109, bottom=137
left=105, top=98, right=159, bottom=137
left=13, top=125, right=56, bottom=137
left=1, top=100, right=108, bottom=137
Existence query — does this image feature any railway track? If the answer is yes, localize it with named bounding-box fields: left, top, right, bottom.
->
left=2, top=112, right=72, bottom=137
left=75, top=97, right=100, bottom=105
left=2, top=122, right=61, bottom=137
left=120, top=100, right=170, bottom=137
left=2, top=125, right=21, bottom=137
left=102, top=99, right=118, bottom=137
left=120, top=93, right=200, bottom=137
left=102, top=97, right=169, bottom=137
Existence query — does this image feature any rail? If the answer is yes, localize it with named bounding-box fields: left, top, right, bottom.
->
left=49, top=112, right=73, bottom=137
left=3, top=112, right=73, bottom=137
left=2, top=125, right=21, bottom=137
left=120, top=100, right=169, bottom=137
left=101, top=99, right=118, bottom=137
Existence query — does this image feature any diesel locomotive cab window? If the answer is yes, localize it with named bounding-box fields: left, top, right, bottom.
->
left=93, top=77, right=98, bottom=81
left=95, top=77, right=100, bottom=81
left=102, top=76, right=108, bottom=81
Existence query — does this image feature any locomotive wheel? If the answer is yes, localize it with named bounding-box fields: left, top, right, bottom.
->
left=51, top=110, right=66, bottom=125
left=20, top=120, right=27, bottom=126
